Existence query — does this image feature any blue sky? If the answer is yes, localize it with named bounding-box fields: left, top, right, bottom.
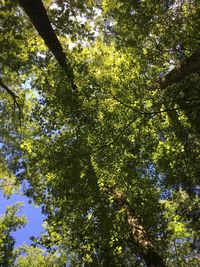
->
left=0, top=191, right=45, bottom=247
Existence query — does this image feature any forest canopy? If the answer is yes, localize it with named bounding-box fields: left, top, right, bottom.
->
left=0, top=0, right=200, bottom=266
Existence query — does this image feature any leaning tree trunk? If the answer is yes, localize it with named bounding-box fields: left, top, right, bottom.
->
left=115, top=191, right=167, bottom=267
left=19, top=0, right=76, bottom=92
left=159, top=50, right=200, bottom=133
left=159, top=50, right=200, bottom=90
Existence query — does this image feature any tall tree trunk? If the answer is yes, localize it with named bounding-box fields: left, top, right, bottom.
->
left=159, top=50, right=200, bottom=90
left=19, top=1, right=200, bottom=95
left=115, top=191, right=167, bottom=267
left=19, top=0, right=76, bottom=91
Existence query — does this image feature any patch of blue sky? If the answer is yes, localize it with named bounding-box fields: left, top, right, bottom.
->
left=0, top=190, right=45, bottom=247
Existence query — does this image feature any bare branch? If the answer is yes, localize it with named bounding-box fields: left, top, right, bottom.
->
left=0, top=77, right=21, bottom=113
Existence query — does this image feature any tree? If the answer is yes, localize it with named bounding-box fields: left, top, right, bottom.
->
left=0, top=0, right=200, bottom=266
left=0, top=203, right=27, bottom=266
left=14, top=245, right=68, bottom=267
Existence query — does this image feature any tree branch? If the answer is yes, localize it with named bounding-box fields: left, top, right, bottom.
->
left=0, top=77, right=21, bottom=113
left=139, top=102, right=200, bottom=116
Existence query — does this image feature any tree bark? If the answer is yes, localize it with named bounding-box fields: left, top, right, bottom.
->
left=159, top=50, right=200, bottom=89
left=115, top=191, right=167, bottom=267
left=19, top=0, right=76, bottom=91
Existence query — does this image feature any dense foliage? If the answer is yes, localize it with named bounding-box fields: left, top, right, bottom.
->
left=0, top=0, right=200, bottom=266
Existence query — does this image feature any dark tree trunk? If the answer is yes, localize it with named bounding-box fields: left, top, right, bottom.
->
left=160, top=51, right=200, bottom=133
left=19, top=0, right=76, bottom=91
left=159, top=50, right=200, bottom=89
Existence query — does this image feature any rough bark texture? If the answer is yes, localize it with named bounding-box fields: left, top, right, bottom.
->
left=115, top=192, right=167, bottom=267
left=19, top=0, right=76, bottom=91
left=159, top=50, right=200, bottom=89
left=127, top=210, right=167, bottom=267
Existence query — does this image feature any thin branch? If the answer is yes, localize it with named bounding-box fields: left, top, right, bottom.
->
left=92, top=113, right=141, bottom=154
left=109, top=90, right=136, bottom=111
left=90, top=102, right=200, bottom=155
left=0, top=78, right=20, bottom=110
left=0, top=78, right=22, bottom=124
left=139, top=102, right=200, bottom=116
left=110, top=87, right=200, bottom=115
